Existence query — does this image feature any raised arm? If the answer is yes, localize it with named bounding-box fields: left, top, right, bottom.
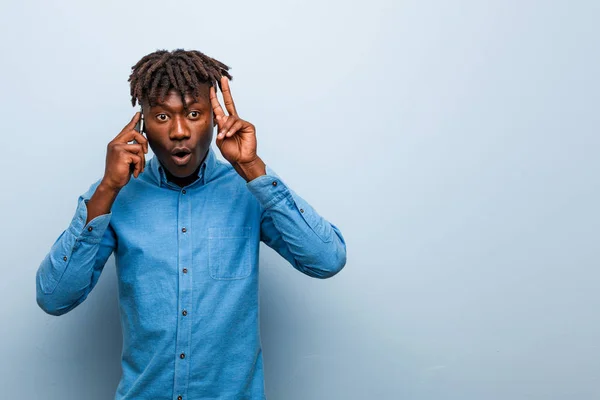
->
left=36, top=112, right=148, bottom=315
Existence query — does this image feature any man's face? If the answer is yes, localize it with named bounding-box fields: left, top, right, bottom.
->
left=142, top=85, right=216, bottom=179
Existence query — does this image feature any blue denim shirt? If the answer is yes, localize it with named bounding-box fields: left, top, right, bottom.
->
left=35, top=146, right=347, bottom=399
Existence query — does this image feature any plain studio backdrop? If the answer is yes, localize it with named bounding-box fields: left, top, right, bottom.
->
left=1, top=1, right=599, bottom=399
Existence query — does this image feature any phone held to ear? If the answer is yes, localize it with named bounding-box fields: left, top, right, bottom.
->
left=133, top=107, right=144, bottom=136
left=130, top=107, right=145, bottom=173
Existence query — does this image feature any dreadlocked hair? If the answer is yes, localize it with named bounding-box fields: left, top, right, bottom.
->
left=128, top=48, right=232, bottom=109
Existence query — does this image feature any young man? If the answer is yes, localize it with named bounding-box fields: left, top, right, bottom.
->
left=35, top=49, right=347, bottom=400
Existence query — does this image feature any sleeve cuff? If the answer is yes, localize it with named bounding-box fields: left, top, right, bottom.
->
left=245, top=165, right=292, bottom=209
left=68, top=196, right=112, bottom=244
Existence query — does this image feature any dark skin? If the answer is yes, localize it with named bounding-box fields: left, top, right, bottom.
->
left=142, top=85, right=215, bottom=188
left=142, top=77, right=266, bottom=188
left=85, top=77, right=267, bottom=223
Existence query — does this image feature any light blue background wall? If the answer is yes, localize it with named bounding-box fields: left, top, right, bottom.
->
left=1, top=1, right=599, bottom=399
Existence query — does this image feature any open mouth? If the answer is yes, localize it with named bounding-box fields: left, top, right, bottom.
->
left=172, top=151, right=192, bottom=166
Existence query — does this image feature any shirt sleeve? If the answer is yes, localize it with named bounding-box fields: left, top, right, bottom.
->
left=245, top=165, right=347, bottom=279
left=36, top=178, right=117, bottom=316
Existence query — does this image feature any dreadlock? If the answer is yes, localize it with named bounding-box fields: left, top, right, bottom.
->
left=128, top=48, right=233, bottom=109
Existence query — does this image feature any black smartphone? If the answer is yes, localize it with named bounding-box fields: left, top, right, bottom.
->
left=133, top=107, right=145, bottom=135
left=130, top=107, right=145, bottom=173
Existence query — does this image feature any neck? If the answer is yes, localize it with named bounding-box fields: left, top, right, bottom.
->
left=164, top=164, right=201, bottom=188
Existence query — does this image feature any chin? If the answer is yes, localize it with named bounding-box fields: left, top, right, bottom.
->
left=161, top=154, right=200, bottom=177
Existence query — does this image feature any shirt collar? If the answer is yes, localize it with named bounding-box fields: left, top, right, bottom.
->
left=148, top=146, right=218, bottom=189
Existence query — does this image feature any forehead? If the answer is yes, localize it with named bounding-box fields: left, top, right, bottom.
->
left=148, top=87, right=210, bottom=109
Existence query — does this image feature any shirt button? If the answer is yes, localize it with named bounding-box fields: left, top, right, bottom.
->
left=182, top=189, right=186, bottom=194
left=182, top=268, right=188, bottom=274
left=182, top=310, right=187, bottom=316
left=272, top=181, right=278, bottom=186
left=180, top=353, right=185, bottom=359
left=300, top=208, right=304, bottom=213
left=181, top=227, right=187, bottom=233
left=63, top=256, right=67, bottom=261
left=87, top=226, right=93, bottom=232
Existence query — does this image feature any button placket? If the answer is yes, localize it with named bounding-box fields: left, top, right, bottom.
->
left=173, top=186, right=192, bottom=396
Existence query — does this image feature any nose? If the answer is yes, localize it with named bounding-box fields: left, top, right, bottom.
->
left=169, top=115, right=190, bottom=140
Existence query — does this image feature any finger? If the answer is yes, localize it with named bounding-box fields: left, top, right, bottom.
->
left=127, top=153, right=142, bottom=178
left=120, top=130, right=149, bottom=153
left=220, top=76, right=238, bottom=117
left=210, top=85, right=226, bottom=119
left=116, top=143, right=145, bottom=174
left=123, top=112, right=141, bottom=132
left=218, top=116, right=238, bottom=138
left=224, top=119, right=245, bottom=138
left=218, top=118, right=241, bottom=139
left=122, top=143, right=146, bottom=173
left=215, top=114, right=229, bottom=135
left=121, top=143, right=144, bottom=153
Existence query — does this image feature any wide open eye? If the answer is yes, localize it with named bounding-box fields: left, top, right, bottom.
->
left=157, top=113, right=168, bottom=121
left=188, top=111, right=200, bottom=119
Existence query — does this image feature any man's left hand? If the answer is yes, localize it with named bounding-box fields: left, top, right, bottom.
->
left=210, top=76, right=266, bottom=182
left=210, top=76, right=256, bottom=162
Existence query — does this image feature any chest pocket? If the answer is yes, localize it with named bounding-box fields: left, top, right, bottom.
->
left=208, top=226, right=252, bottom=280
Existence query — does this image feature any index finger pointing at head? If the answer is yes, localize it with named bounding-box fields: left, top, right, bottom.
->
left=220, top=76, right=238, bottom=117
left=210, top=86, right=226, bottom=118
left=124, top=112, right=141, bottom=130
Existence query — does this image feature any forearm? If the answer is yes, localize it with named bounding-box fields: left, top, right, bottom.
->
left=246, top=165, right=347, bottom=278
left=36, top=180, right=115, bottom=316
left=36, top=229, right=106, bottom=315
left=263, top=195, right=347, bottom=278
left=86, top=180, right=120, bottom=224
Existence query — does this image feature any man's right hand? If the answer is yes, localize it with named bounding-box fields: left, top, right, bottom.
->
left=101, top=112, right=149, bottom=192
